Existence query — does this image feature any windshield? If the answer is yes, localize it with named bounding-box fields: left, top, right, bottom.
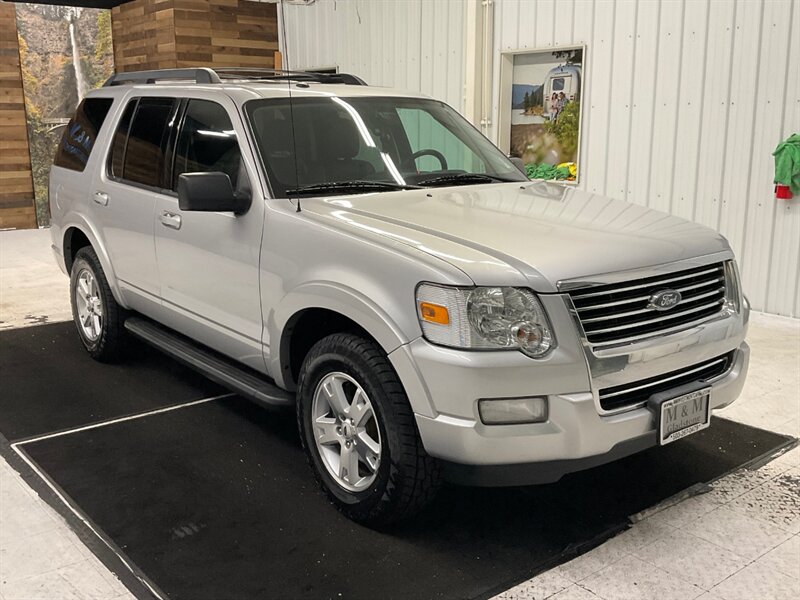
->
left=244, top=96, right=526, bottom=198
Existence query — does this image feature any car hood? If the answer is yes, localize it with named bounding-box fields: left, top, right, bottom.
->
left=301, top=181, right=731, bottom=292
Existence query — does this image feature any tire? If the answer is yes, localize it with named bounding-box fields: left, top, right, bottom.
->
left=69, top=246, right=127, bottom=362
left=297, top=333, right=441, bottom=526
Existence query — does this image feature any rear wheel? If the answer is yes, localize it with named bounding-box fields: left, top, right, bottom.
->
left=70, top=246, right=127, bottom=362
left=297, top=333, right=441, bottom=526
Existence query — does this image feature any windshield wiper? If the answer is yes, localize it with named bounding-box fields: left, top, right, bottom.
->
left=417, top=173, right=516, bottom=187
left=286, top=180, right=421, bottom=197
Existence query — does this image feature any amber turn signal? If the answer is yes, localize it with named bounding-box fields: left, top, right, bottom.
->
left=419, top=302, right=450, bottom=325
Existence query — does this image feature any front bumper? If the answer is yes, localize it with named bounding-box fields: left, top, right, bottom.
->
left=414, top=342, right=748, bottom=485
left=388, top=287, right=749, bottom=487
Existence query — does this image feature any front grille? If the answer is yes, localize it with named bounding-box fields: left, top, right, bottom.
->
left=598, top=351, right=735, bottom=412
left=568, top=262, right=728, bottom=346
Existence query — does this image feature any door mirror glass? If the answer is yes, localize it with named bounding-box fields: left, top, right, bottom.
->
left=177, top=172, right=251, bottom=215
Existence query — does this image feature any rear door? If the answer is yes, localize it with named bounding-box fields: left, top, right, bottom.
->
left=153, top=96, right=266, bottom=372
left=94, top=95, right=178, bottom=316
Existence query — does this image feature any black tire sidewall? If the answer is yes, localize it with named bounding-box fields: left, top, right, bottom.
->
left=298, top=339, right=400, bottom=514
left=69, top=248, right=117, bottom=358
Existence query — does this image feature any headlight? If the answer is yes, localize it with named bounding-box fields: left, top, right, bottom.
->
left=723, top=260, right=742, bottom=313
left=415, top=284, right=555, bottom=357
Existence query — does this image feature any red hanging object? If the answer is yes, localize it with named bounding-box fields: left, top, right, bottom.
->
left=775, top=184, right=792, bottom=200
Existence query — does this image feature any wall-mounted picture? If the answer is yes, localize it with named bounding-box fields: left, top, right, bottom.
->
left=509, top=47, right=583, bottom=183
left=15, top=4, right=114, bottom=226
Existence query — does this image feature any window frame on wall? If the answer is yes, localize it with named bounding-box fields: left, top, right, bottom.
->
left=496, top=44, right=587, bottom=185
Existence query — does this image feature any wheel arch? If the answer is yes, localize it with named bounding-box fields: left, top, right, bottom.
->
left=270, top=283, right=416, bottom=392
left=61, top=222, right=125, bottom=305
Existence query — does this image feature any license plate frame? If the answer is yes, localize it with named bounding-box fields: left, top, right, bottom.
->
left=648, top=382, right=712, bottom=446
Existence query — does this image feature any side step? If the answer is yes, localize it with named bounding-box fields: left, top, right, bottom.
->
left=124, top=316, right=293, bottom=408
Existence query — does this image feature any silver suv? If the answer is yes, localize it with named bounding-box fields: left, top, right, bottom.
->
left=49, top=68, right=749, bottom=525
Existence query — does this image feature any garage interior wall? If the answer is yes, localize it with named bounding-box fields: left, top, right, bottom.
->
left=281, top=0, right=466, bottom=113
left=0, top=1, right=36, bottom=230
left=283, top=0, right=799, bottom=319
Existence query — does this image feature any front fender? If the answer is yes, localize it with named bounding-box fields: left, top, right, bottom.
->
left=267, top=281, right=441, bottom=417
left=267, top=280, right=411, bottom=379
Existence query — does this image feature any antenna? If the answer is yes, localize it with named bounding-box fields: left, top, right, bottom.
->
left=279, top=0, right=302, bottom=213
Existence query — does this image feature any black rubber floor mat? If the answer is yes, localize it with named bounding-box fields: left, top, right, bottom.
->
left=0, top=322, right=224, bottom=441
left=21, top=396, right=792, bottom=600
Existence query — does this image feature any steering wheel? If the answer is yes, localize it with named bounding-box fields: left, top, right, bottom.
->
left=410, top=149, right=448, bottom=171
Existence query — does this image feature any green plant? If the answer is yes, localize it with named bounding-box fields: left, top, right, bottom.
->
left=546, top=100, right=580, bottom=159
left=525, top=163, right=570, bottom=181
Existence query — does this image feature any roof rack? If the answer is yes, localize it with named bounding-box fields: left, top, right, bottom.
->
left=103, top=67, right=367, bottom=87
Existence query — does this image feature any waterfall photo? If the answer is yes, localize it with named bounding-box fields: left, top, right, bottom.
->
left=14, top=4, right=114, bottom=226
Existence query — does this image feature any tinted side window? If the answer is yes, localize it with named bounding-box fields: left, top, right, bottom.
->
left=54, top=98, right=114, bottom=172
left=108, top=99, right=137, bottom=180
left=173, top=100, right=241, bottom=189
left=122, top=97, right=176, bottom=188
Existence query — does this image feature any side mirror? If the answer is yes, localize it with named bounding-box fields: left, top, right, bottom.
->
left=177, top=172, right=251, bottom=215
left=508, top=156, right=527, bottom=175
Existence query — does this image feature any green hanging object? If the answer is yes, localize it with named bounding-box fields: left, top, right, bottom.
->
left=773, top=133, right=800, bottom=196
left=525, top=163, right=571, bottom=181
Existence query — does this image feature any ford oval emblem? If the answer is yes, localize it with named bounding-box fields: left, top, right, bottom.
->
left=648, top=289, right=682, bottom=311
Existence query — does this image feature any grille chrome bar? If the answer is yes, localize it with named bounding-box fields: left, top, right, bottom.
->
left=584, top=299, right=725, bottom=335
left=580, top=288, right=725, bottom=323
left=598, top=352, right=735, bottom=411
left=567, top=262, right=729, bottom=345
left=570, top=266, right=724, bottom=301
left=588, top=314, right=728, bottom=348
left=601, top=358, right=728, bottom=400
left=574, top=278, right=725, bottom=313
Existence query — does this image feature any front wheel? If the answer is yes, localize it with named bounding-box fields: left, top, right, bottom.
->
left=297, top=333, right=441, bottom=526
left=69, top=246, right=127, bottom=362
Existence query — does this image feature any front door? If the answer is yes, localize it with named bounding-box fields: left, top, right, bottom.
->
left=153, top=97, right=266, bottom=372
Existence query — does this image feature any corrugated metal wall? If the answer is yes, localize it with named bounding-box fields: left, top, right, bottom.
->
left=283, top=0, right=800, bottom=318
left=282, top=0, right=466, bottom=111
left=491, top=0, right=800, bottom=318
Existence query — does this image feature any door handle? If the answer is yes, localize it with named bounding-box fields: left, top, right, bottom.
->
left=160, top=211, right=182, bottom=230
left=93, top=191, right=109, bottom=206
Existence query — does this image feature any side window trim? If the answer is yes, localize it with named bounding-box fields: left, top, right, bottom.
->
left=164, top=98, right=189, bottom=194
left=106, top=97, right=137, bottom=182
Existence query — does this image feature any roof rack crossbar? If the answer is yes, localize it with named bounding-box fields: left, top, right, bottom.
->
left=102, top=67, right=367, bottom=87
left=103, top=68, right=222, bottom=87
left=212, top=67, right=367, bottom=85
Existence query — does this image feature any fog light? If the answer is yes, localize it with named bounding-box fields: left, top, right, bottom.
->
left=478, top=397, right=548, bottom=425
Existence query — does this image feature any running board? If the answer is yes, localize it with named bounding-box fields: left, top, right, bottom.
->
left=124, top=317, right=293, bottom=408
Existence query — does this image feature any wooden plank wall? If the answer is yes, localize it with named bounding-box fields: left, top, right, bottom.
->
left=0, top=2, right=36, bottom=230
left=111, top=0, right=177, bottom=72
left=174, top=0, right=278, bottom=68
left=112, top=0, right=278, bottom=73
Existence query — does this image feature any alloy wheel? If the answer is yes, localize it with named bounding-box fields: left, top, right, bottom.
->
left=75, top=268, right=103, bottom=341
left=311, top=371, right=382, bottom=492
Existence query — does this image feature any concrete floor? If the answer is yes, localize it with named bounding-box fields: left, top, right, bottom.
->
left=1, top=228, right=798, bottom=600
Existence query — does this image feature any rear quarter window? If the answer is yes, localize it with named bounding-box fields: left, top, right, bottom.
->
left=54, top=98, right=114, bottom=172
